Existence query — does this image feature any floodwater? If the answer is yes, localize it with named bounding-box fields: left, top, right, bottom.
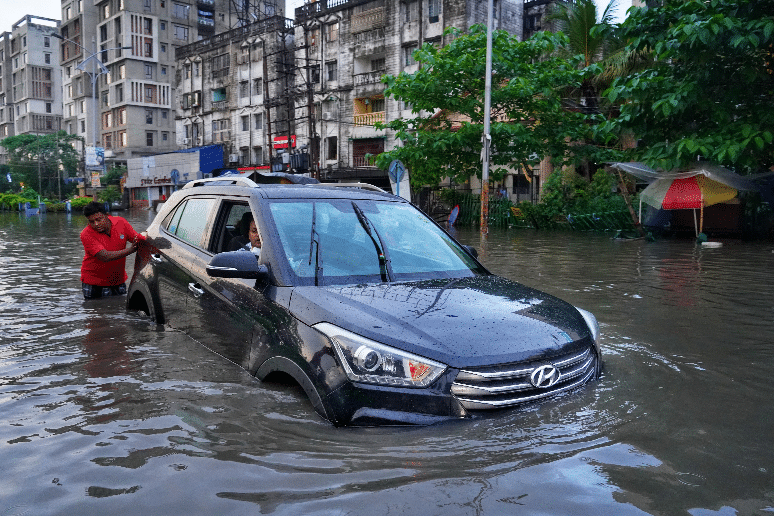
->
left=2, top=209, right=774, bottom=516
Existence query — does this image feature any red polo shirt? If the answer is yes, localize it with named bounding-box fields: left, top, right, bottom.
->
left=80, top=216, right=145, bottom=286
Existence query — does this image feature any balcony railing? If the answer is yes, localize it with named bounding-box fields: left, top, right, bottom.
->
left=212, top=100, right=229, bottom=111
left=353, top=111, right=384, bottom=126
left=351, top=6, right=385, bottom=34
left=354, top=70, right=385, bottom=86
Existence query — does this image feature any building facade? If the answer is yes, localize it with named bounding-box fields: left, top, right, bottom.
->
left=291, top=0, right=524, bottom=184
left=0, top=16, right=63, bottom=164
left=174, top=14, right=294, bottom=170
left=57, top=0, right=274, bottom=162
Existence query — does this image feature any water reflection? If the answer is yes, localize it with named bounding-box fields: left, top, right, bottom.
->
left=1, top=212, right=774, bottom=515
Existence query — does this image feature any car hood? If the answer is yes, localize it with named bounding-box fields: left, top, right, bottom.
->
left=288, top=276, right=592, bottom=368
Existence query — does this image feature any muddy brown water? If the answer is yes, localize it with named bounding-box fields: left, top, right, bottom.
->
left=2, top=209, right=773, bottom=515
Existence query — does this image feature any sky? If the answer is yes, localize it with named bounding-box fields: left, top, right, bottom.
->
left=0, top=0, right=628, bottom=38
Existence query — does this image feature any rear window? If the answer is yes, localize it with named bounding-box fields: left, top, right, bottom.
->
left=162, top=197, right=216, bottom=248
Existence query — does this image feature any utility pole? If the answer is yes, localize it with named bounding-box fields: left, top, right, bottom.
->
left=480, top=0, right=494, bottom=236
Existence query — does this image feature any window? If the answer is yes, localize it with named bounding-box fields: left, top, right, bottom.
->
left=44, top=37, right=50, bottom=48
left=172, top=2, right=189, bottom=18
left=160, top=43, right=167, bottom=53
left=241, top=115, right=249, bottom=131
left=253, top=77, right=262, bottom=95
left=403, top=45, right=417, bottom=66
left=118, top=107, right=126, bottom=124
left=212, top=119, right=230, bottom=142
left=162, top=110, right=168, bottom=119
left=212, top=87, right=226, bottom=102
left=326, top=60, right=337, bottom=82
left=145, top=63, right=153, bottom=78
left=184, top=64, right=191, bottom=79
left=102, top=92, right=109, bottom=107
left=162, top=131, right=168, bottom=141
left=428, top=0, right=439, bottom=23
left=372, top=98, right=385, bottom=112
left=146, top=131, right=154, bottom=146
left=118, top=64, right=125, bottom=78
left=116, top=84, right=123, bottom=102
left=163, top=198, right=216, bottom=248
left=325, top=22, right=338, bottom=42
left=161, top=66, right=167, bottom=75
left=253, top=146, right=263, bottom=163
left=146, top=108, right=153, bottom=124
left=145, top=85, right=154, bottom=102
left=239, top=81, right=249, bottom=98
left=174, top=25, right=188, bottom=40
left=403, top=0, right=418, bottom=22
left=144, top=41, right=153, bottom=57
left=46, top=103, right=52, bottom=113
left=44, top=53, right=51, bottom=64
left=371, top=57, right=386, bottom=71
left=311, top=64, right=320, bottom=84
left=160, top=21, right=166, bottom=30
left=327, top=136, right=337, bottom=160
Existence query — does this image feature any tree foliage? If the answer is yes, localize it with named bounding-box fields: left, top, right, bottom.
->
left=0, top=131, right=83, bottom=196
left=375, top=26, right=609, bottom=187
left=598, top=0, right=774, bottom=172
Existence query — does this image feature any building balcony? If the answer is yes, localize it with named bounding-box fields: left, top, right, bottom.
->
left=212, top=100, right=229, bottom=111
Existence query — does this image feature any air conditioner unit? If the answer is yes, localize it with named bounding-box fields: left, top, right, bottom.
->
left=183, top=138, right=190, bottom=144
left=322, top=111, right=332, bottom=120
left=228, top=154, right=239, bottom=162
left=196, top=137, right=203, bottom=145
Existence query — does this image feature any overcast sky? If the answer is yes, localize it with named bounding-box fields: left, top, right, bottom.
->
left=1, top=0, right=628, bottom=41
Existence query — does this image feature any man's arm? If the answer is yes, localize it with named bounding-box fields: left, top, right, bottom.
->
left=94, top=239, right=139, bottom=262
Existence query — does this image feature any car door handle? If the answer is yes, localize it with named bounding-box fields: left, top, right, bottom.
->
left=150, top=254, right=163, bottom=264
left=188, top=282, right=205, bottom=297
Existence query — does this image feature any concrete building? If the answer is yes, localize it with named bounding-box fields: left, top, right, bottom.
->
left=56, top=0, right=275, bottom=163
left=174, top=14, right=294, bottom=170
left=0, top=16, right=63, bottom=164
left=291, top=0, right=524, bottom=185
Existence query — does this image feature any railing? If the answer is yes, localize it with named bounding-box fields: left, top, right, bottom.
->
left=351, top=6, right=385, bottom=34
left=353, top=156, right=379, bottom=168
left=353, top=111, right=384, bottom=126
left=212, top=100, right=228, bottom=111
left=295, top=0, right=349, bottom=19
left=354, top=70, right=384, bottom=86
left=176, top=15, right=289, bottom=60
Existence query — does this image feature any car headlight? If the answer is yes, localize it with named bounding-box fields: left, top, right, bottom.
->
left=575, top=307, right=600, bottom=343
left=314, top=322, right=447, bottom=388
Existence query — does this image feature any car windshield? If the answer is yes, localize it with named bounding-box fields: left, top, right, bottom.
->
left=268, top=199, right=485, bottom=285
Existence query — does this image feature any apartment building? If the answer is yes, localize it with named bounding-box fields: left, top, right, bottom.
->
left=57, top=0, right=268, bottom=162
left=174, top=14, right=294, bottom=169
left=291, top=0, right=524, bottom=183
left=0, top=16, right=63, bottom=164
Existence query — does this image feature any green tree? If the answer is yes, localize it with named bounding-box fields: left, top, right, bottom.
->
left=375, top=26, right=608, bottom=187
left=0, top=131, right=83, bottom=198
left=599, top=0, right=774, bottom=172
left=546, top=0, right=622, bottom=111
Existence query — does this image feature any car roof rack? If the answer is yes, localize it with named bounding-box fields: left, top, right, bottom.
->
left=182, top=176, right=259, bottom=189
left=181, top=176, right=387, bottom=194
left=312, top=182, right=387, bottom=193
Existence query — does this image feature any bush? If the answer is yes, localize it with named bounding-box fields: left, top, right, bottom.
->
left=69, top=196, right=94, bottom=210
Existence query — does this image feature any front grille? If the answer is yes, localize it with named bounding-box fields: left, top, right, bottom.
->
left=451, top=346, right=598, bottom=410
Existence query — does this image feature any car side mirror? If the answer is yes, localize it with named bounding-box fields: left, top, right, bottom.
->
left=206, top=251, right=269, bottom=279
left=463, top=245, right=478, bottom=259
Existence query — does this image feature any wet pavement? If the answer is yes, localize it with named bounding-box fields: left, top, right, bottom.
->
left=2, top=209, right=773, bottom=515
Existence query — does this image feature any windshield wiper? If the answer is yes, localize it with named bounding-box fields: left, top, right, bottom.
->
left=351, top=201, right=393, bottom=282
left=308, top=202, right=323, bottom=285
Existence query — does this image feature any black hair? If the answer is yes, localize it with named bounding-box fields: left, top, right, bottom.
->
left=83, top=201, right=108, bottom=217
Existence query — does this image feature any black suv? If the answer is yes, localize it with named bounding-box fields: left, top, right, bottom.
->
left=127, top=175, right=601, bottom=426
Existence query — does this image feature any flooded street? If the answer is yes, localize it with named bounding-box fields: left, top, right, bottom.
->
left=2, top=208, right=774, bottom=515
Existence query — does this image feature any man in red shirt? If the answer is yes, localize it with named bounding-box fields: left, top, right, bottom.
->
left=80, top=201, right=145, bottom=299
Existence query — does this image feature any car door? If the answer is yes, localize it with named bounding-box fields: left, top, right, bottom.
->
left=153, top=196, right=217, bottom=332
left=184, top=199, right=290, bottom=373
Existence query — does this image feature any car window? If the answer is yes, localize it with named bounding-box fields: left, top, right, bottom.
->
left=163, top=197, right=216, bottom=248
left=210, top=201, right=254, bottom=253
left=269, top=199, right=483, bottom=283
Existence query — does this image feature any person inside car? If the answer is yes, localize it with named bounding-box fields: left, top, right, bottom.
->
left=227, top=212, right=261, bottom=256
left=80, top=201, right=145, bottom=299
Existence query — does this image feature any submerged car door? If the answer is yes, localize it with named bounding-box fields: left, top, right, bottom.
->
left=184, top=199, right=288, bottom=373
left=153, top=196, right=217, bottom=331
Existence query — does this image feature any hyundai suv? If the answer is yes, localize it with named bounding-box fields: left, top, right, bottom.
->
left=127, top=174, right=601, bottom=426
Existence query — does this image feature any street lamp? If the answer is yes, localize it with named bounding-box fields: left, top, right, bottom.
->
left=50, top=33, right=131, bottom=149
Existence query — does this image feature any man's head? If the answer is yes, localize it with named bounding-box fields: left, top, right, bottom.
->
left=84, top=201, right=111, bottom=234
left=248, top=220, right=261, bottom=249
